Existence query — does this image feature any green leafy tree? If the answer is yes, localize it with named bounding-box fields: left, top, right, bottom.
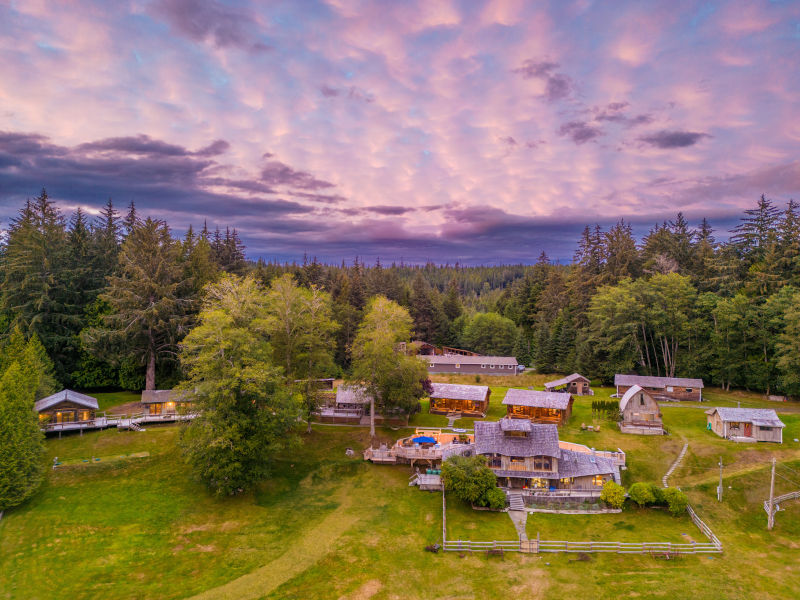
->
left=599, top=480, right=626, bottom=509
left=628, top=482, right=656, bottom=508
left=441, top=455, right=499, bottom=506
left=662, top=487, right=688, bottom=515
left=460, top=312, right=519, bottom=356
left=178, top=275, right=299, bottom=496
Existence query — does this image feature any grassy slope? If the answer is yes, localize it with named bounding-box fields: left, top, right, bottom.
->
left=4, top=380, right=800, bottom=599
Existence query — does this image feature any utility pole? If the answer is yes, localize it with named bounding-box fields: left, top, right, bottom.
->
left=767, top=457, right=776, bottom=530
left=717, top=457, right=723, bottom=502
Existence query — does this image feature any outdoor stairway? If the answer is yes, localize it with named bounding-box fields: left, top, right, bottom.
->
left=662, top=440, right=688, bottom=487
left=507, top=492, right=525, bottom=511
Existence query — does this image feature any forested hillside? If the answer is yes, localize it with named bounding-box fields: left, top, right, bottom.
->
left=2, top=190, right=799, bottom=396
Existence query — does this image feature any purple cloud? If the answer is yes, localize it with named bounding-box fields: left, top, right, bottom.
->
left=639, top=130, right=711, bottom=148
left=513, top=59, right=574, bottom=102
left=558, top=121, right=603, bottom=144
left=261, top=160, right=335, bottom=191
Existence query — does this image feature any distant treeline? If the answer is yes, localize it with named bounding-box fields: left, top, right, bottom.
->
left=2, top=190, right=800, bottom=396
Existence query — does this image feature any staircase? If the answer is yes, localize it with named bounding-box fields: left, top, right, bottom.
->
left=662, top=440, right=688, bottom=487
left=507, top=492, right=525, bottom=511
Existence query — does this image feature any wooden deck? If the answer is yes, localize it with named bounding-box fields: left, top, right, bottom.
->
left=42, top=411, right=197, bottom=434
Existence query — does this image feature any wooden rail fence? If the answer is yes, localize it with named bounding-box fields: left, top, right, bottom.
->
left=762, top=490, right=800, bottom=514
left=443, top=539, right=721, bottom=554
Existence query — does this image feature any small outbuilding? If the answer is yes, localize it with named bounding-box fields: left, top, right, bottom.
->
left=544, top=373, right=593, bottom=396
left=429, top=383, right=490, bottom=417
left=35, top=390, right=98, bottom=428
left=705, top=407, right=785, bottom=443
left=618, top=385, right=664, bottom=435
left=502, top=389, right=573, bottom=426
left=614, top=374, right=704, bottom=402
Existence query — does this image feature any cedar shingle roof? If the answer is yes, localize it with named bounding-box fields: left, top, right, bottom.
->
left=141, top=390, right=187, bottom=404
left=430, top=383, right=489, bottom=402
left=706, top=407, right=785, bottom=428
left=615, top=374, right=704, bottom=389
left=34, top=390, right=98, bottom=412
left=335, top=385, right=372, bottom=405
left=474, top=419, right=560, bottom=457
left=544, top=373, right=589, bottom=389
left=427, top=355, right=519, bottom=366
left=557, top=449, right=618, bottom=479
left=502, top=389, right=572, bottom=410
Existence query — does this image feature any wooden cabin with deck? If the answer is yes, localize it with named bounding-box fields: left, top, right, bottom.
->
left=474, top=418, right=619, bottom=496
left=618, top=385, right=664, bottom=435
left=35, top=390, right=98, bottom=429
left=426, top=354, right=520, bottom=376
left=544, top=373, right=593, bottom=396
left=502, top=389, right=573, bottom=426
left=141, top=390, right=194, bottom=417
left=316, top=385, right=370, bottom=424
left=705, top=407, right=785, bottom=443
left=615, top=374, right=704, bottom=402
left=429, top=383, right=490, bottom=417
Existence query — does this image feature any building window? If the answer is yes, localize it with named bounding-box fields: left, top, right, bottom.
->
left=489, top=455, right=502, bottom=468
left=481, top=364, right=486, bottom=368
left=592, top=475, right=604, bottom=486
left=429, top=364, right=434, bottom=368
left=489, top=364, right=495, bottom=369
left=639, top=395, right=645, bottom=406
left=686, top=388, right=693, bottom=393
left=559, top=477, right=574, bottom=485
left=533, top=456, right=552, bottom=471
left=455, top=364, right=460, bottom=369
left=760, top=426, right=773, bottom=432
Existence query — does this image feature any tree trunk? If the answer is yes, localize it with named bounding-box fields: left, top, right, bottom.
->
left=145, top=332, right=156, bottom=391
left=370, top=397, right=376, bottom=439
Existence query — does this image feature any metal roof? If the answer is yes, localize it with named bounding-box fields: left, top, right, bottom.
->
left=430, top=383, right=489, bottom=402
left=427, top=355, right=519, bottom=366
left=615, top=374, right=704, bottom=389
left=474, top=419, right=560, bottom=458
left=619, top=385, right=654, bottom=411
left=34, top=390, right=98, bottom=412
left=706, top=407, right=785, bottom=428
left=502, top=388, right=572, bottom=410
left=544, top=373, right=590, bottom=389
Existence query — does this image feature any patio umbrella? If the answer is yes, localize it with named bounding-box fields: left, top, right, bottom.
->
left=412, top=436, right=437, bottom=444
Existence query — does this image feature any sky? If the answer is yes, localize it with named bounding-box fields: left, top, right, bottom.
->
left=1, top=0, right=799, bottom=264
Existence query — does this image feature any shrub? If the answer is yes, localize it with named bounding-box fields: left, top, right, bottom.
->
left=649, top=483, right=665, bottom=504
left=662, top=487, right=689, bottom=515
left=600, top=480, right=626, bottom=509
left=441, top=455, right=498, bottom=505
left=628, top=482, right=656, bottom=508
left=483, top=486, right=507, bottom=510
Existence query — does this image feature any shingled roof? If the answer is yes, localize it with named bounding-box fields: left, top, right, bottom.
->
left=557, top=449, right=618, bottom=479
left=34, top=390, right=98, bottom=412
left=141, top=390, right=188, bottom=404
left=336, top=385, right=372, bottom=405
left=706, top=407, right=785, bottom=428
left=615, top=374, right=704, bottom=389
left=427, top=355, right=519, bottom=366
left=544, top=373, right=589, bottom=389
left=474, top=419, right=560, bottom=457
left=502, top=389, right=572, bottom=410
left=430, top=383, right=489, bottom=402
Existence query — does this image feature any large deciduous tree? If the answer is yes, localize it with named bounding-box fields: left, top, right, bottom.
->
left=179, top=275, right=299, bottom=496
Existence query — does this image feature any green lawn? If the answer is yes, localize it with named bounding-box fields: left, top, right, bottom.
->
left=5, top=382, right=800, bottom=599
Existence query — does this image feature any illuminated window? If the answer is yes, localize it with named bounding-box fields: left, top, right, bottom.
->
left=455, top=364, right=460, bottom=369
left=592, top=475, right=604, bottom=486
left=489, top=364, right=495, bottom=369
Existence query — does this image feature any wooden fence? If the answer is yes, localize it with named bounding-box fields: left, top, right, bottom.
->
left=762, top=490, right=800, bottom=514
left=443, top=539, right=721, bottom=554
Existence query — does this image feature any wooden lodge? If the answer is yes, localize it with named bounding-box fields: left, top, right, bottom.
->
left=544, top=373, right=593, bottom=396
left=502, top=389, right=573, bottom=426
left=429, top=383, right=490, bottom=417
left=140, top=390, right=194, bottom=417
left=426, top=354, right=520, bottom=376
left=618, top=385, right=664, bottom=435
left=316, top=385, right=370, bottom=424
left=705, top=407, right=785, bottom=443
left=474, top=418, right=620, bottom=497
left=615, top=374, right=704, bottom=402
left=35, top=390, right=98, bottom=430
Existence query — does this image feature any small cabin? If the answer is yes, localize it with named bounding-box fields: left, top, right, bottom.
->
left=35, top=390, right=98, bottom=429
left=615, top=374, right=703, bottom=402
left=502, top=389, right=573, bottom=426
left=426, top=355, right=519, bottom=376
left=317, top=385, right=371, bottom=423
left=141, top=390, right=193, bottom=417
left=705, top=407, right=784, bottom=443
left=618, top=385, right=664, bottom=435
left=544, top=373, right=593, bottom=396
left=429, top=383, right=490, bottom=417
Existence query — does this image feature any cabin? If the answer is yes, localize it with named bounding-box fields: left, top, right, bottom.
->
left=618, top=385, right=664, bottom=435
left=429, top=383, right=490, bottom=417
left=316, top=385, right=371, bottom=423
left=544, top=373, right=593, bottom=396
left=35, top=390, right=98, bottom=429
left=705, top=407, right=785, bottom=443
left=502, top=389, right=573, bottom=426
left=140, top=390, right=194, bottom=417
left=426, top=354, right=520, bottom=376
left=615, top=374, right=704, bottom=402
left=474, top=418, right=619, bottom=496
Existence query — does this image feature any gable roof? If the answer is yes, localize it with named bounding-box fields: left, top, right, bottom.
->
left=557, top=449, right=618, bottom=479
left=141, top=390, right=188, bottom=404
left=430, top=383, right=489, bottom=402
left=336, top=385, right=372, bottom=405
left=544, top=373, right=589, bottom=389
left=34, top=390, right=98, bottom=412
left=615, top=374, right=704, bottom=389
left=502, top=388, right=572, bottom=410
left=619, top=385, right=654, bottom=411
left=474, top=419, right=560, bottom=457
left=706, top=407, right=785, bottom=428
left=427, top=355, right=518, bottom=366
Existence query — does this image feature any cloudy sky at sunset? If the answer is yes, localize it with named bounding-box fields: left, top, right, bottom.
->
left=1, top=0, right=799, bottom=263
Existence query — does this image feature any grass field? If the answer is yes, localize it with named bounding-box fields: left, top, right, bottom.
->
left=3, top=379, right=800, bottom=599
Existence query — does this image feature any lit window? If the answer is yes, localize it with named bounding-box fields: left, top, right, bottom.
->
left=481, top=364, right=486, bottom=368
left=592, top=475, right=604, bottom=486
left=455, top=364, right=460, bottom=369
left=429, top=364, right=434, bottom=368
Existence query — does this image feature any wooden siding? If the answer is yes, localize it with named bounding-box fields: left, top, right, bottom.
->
left=427, top=363, right=518, bottom=376
left=617, top=384, right=701, bottom=402
left=506, top=402, right=572, bottom=426
left=707, top=412, right=783, bottom=442
left=620, top=389, right=663, bottom=432
left=37, top=401, right=95, bottom=424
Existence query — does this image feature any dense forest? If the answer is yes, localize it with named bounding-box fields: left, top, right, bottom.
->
left=2, top=189, right=800, bottom=396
